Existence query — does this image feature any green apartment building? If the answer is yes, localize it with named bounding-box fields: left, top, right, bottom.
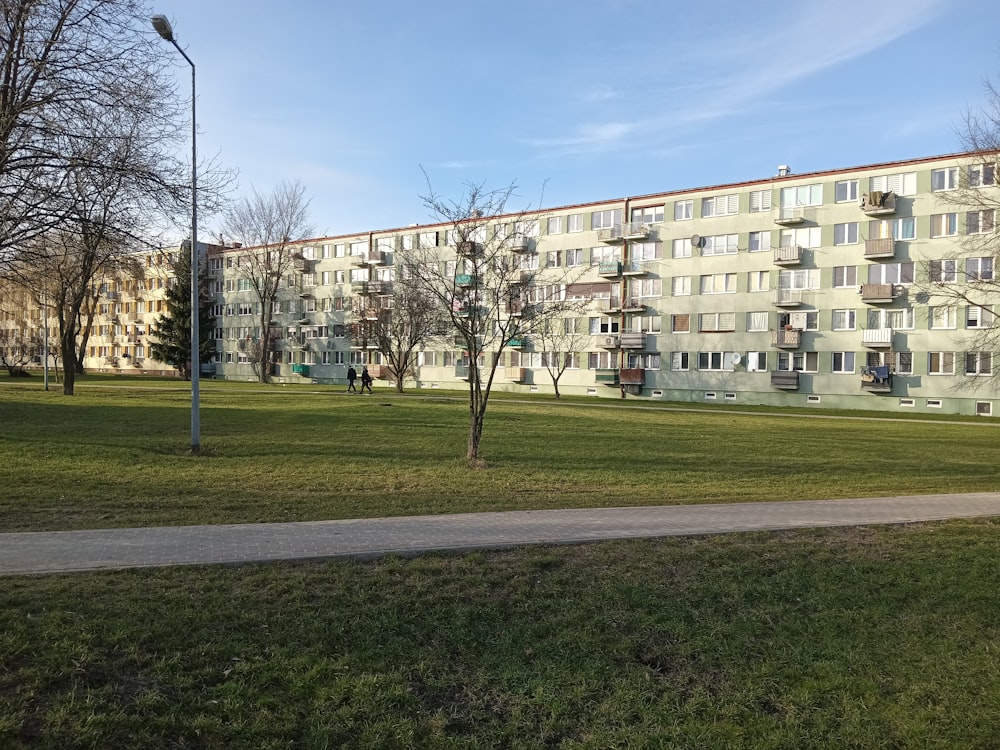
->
left=12, top=151, right=999, bottom=416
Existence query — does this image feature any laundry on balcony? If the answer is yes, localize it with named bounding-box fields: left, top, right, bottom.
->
left=861, top=365, right=891, bottom=383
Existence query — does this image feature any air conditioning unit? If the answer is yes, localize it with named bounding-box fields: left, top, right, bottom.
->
left=603, top=335, right=620, bottom=348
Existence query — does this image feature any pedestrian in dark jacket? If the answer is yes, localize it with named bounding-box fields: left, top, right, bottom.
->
left=346, top=366, right=358, bottom=393
left=360, top=366, right=373, bottom=394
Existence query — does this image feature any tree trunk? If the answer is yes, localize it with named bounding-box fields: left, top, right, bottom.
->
left=60, top=331, right=76, bottom=395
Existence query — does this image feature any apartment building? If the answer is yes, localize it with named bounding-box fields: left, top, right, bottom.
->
left=7, top=151, right=998, bottom=416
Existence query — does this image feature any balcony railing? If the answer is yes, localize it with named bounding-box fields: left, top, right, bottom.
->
left=774, top=206, right=811, bottom=225
left=455, top=364, right=471, bottom=380
left=860, top=191, right=896, bottom=216
left=619, top=332, right=646, bottom=349
left=859, top=284, right=897, bottom=303
left=506, top=336, right=527, bottom=349
left=595, top=368, right=619, bottom=385
left=504, top=366, right=526, bottom=382
left=456, top=240, right=482, bottom=257
left=770, top=371, right=799, bottom=389
left=597, top=261, right=622, bottom=277
left=620, top=368, right=645, bottom=386
left=771, top=329, right=801, bottom=348
left=773, top=289, right=803, bottom=307
left=622, top=298, right=645, bottom=312
left=861, top=366, right=892, bottom=392
left=862, top=328, right=894, bottom=348
left=864, top=237, right=896, bottom=258
left=291, top=364, right=310, bottom=376
left=509, top=236, right=531, bottom=254
left=773, top=245, right=802, bottom=264
left=601, top=297, right=622, bottom=313
left=597, top=222, right=649, bottom=243
left=455, top=273, right=476, bottom=287
left=622, top=260, right=647, bottom=275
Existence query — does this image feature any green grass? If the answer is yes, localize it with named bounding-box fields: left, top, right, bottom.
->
left=3, top=521, right=1000, bottom=748
left=2, top=378, right=1000, bottom=531
left=4, top=378, right=1000, bottom=747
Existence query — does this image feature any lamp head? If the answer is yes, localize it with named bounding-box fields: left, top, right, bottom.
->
left=151, top=15, right=175, bottom=42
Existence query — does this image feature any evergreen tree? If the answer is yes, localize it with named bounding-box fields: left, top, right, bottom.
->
left=150, top=244, right=215, bottom=380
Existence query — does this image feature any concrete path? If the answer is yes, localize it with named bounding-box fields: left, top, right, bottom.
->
left=3, top=492, right=1000, bottom=576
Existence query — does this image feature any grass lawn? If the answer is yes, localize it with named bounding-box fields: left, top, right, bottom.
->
left=4, top=377, right=1000, bottom=747
left=3, top=521, right=1000, bottom=748
left=1, top=377, right=999, bottom=532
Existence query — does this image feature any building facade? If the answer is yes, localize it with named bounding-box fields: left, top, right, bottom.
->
left=7, top=152, right=1000, bottom=416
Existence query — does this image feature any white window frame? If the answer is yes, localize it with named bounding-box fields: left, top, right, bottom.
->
left=835, top=179, right=859, bottom=203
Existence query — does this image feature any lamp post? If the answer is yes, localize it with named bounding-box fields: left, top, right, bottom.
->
left=151, top=14, right=200, bottom=453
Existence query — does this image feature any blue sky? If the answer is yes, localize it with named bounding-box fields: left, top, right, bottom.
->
left=151, top=0, right=1000, bottom=239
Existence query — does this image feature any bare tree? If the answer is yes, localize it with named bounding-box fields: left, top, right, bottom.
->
left=532, top=318, right=587, bottom=399
left=220, top=181, right=313, bottom=384
left=365, top=269, right=450, bottom=392
left=913, top=79, right=1000, bottom=387
left=403, top=177, right=585, bottom=464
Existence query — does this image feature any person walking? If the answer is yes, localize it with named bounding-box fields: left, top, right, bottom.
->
left=346, top=366, right=358, bottom=393
left=360, top=366, right=373, bottom=394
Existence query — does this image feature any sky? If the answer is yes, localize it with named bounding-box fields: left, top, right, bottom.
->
left=150, top=0, right=1000, bottom=241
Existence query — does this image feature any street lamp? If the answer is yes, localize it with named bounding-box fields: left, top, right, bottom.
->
left=151, top=14, right=200, bottom=453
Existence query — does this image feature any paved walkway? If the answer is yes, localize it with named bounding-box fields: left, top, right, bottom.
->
left=3, top=493, right=1000, bottom=576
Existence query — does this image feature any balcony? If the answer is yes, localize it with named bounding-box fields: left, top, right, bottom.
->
left=601, top=297, right=622, bottom=314
left=598, top=222, right=649, bottom=243
left=455, top=364, right=471, bottom=380
left=622, top=260, right=647, bottom=276
left=595, top=368, right=619, bottom=385
left=772, top=289, right=803, bottom=307
left=374, top=280, right=393, bottom=296
left=600, top=335, right=620, bottom=349
left=619, top=332, right=646, bottom=349
left=291, top=364, right=310, bottom=376
left=597, top=261, right=622, bottom=277
left=771, top=329, right=801, bottom=348
left=770, top=371, right=800, bottom=389
left=506, top=336, right=527, bottom=349
left=862, top=328, right=894, bottom=348
left=456, top=240, right=482, bottom=257
left=350, top=248, right=383, bottom=266
left=864, top=237, right=896, bottom=259
left=860, top=191, right=896, bottom=216
left=774, top=206, right=811, bottom=225
left=299, top=284, right=316, bottom=298
left=861, top=366, right=892, bottom=392
left=859, top=284, right=897, bottom=303
left=504, top=366, right=526, bottom=382
left=620, top=368, right=645, bottom=386
left=621, top=298, right=645, bottom=312
left=773, top=245, right=802, bottom=265
left=509, top=236, right=531, bottom=254
left=455, top=273, right=476, bottom=287
left=350, top=280, right=369, bottom=294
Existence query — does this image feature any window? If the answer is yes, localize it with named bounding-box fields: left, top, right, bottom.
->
left=869, top=172, right=917, bottom=196
left=835, top=179, right=859, bottom=203
left=966, top=352, right=993, bottom=376
left=419, top=232, right=437, bottom=249
left=746, top=351, right=767, bottom=372
left=565, top=248, right=584, bottom=267
left=672, top=238, right=692, bottom=258
left=698, top=352, right=739, bottom=371
left=969, top=163, right=996, bottom=188
left=628, top=353, right=660, bottom=370
left=674, top=200, right=693, bottom=221
left=748, top=231, right=771, bottom=253
left=590, top=245, right=619, bottom=265
left=701, top=234, right=738, bottom=256
left=929, top=306, right=957, bottom=329
left=671, top=314, right=690, bottom=333
left=590, top=316, right=619, bottom=334
left=929, top=352, right=955, bottom=375
left=546, top=251, right=562, bottom=268
left=832, top=309, right=856, bottom=330
left=967, top=210, right=995, bottom=234
left=779, top=226, right=821, bottom=248
left=747, top=311, right=768, bottom=332
left=630, top=205, right=663, bottom=224
left=547, top=216, right=562, bottom=235
left=931, top=168, right=958, bottom=191
left=832, top=352, right=855, bottom=373
left=567, top=213, right=583, bottom=233
left=930, top=213, right=958, bottom=238
left=929, top=259, right=958, bottom=283
left=780, top=184, right=822, bottom=207
left=867, top=262, right=914, bottom=285
left=700, top=273, right=736, bottom=294
left=834, top=222, right=859, bottom=245
left=869, top=217, right=916, bottom=241
left=778, top=268, right=819, bottom=290
left=671, top=352, right=689, bottom=371
left=894, top=352, right=913, bottom=375
left=780, top=311, right=818, bottom=331
left=967, top=305, right=995, bottom=329
left=777, top=351, right=819, bottom=372
left=592, top=209, right=622, bottom=230
left=588, top=351, right=615, bottom=369
left=634, top=315, right=661, bottom=333
left=966, top=257, right=994, bottom=281
left=631, top=241, right=662, bottom=261
left=749, top=189, right=772, bottom=213
left=699, top=312, right=736, bottom=332
left=833, top=266, right=857, bottom=288
left=672, top=276, right=691, bottom=296
left=748, top=271, right=769, bottom=292
left=868, top=307, right=914, bottom=330
left=701, top=194, right=739, bottom=217
left=632, top=278, right=661, bottom=298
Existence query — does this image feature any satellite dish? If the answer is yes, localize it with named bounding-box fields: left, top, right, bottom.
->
left=690, top=234, right=702, bottom=247
left=732, top=353, right=742, bottom=364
